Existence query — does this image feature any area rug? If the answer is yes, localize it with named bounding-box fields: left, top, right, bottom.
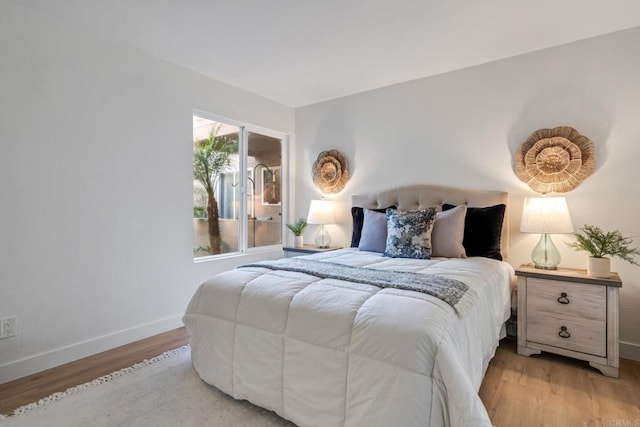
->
left=0, top=346, right=294, bottom=427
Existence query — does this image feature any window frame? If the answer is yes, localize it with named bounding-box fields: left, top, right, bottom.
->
left=193, top=109, right=289, bottom=262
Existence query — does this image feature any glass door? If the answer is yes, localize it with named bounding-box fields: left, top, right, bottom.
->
left=247, top=131, right=282, bottom=248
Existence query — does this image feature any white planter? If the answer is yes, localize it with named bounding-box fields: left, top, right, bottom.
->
left=587, top=256, right=611, bottom=278
left=293, top=235, right=304, bottom=248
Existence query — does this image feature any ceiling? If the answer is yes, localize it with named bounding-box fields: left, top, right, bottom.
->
left=17, top=0, right=640, bottom=107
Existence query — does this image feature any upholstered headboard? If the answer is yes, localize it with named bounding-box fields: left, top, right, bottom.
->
left=351, top=184, right=509, bottom=258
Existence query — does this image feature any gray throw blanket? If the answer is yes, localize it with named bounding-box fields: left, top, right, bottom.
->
left=239, top=258, right=473, bottom=316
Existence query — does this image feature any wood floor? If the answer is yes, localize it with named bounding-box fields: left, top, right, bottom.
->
left=1, top=328, right=639, bottom=426
left=0, top=327, right=190, bottom=417
left=480, top=339, right=640, bottom=426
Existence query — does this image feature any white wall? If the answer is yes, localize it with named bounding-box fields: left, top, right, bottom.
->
left=0, top=3, right=294, bottom=382
left=295, top=27, right=640, bottom=360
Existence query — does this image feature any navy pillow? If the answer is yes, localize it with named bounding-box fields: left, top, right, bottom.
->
left=442, top=203, right=505, bottom=261
left=350, top=206, right=394, bottom=247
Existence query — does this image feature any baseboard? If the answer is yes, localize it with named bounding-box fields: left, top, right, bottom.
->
left=620, top=340, right=640, bottom=362
left=0, top=314, right=184, bottom=384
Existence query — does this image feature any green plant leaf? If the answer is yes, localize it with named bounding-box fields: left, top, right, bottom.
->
left=566, top=224, right=640, bottom=265
left=286, top=218, right=307, bottom=236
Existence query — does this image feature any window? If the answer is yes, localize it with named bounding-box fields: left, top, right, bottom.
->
left=192, top=112, right=284, bottom=258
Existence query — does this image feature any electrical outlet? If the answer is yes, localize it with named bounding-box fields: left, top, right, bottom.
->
left=0, top=317, right=16, bottom=339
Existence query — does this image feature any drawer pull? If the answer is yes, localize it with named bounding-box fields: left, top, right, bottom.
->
left=557, top=292, right=570, bottom=304
left=558, top=326, right=571, bottom=339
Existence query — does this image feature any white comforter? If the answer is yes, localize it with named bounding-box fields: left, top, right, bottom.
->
left=183, top=249, right=513, bottom=427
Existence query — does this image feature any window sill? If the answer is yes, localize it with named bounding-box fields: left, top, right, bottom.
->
left=193, top=245, right=282, bottom=264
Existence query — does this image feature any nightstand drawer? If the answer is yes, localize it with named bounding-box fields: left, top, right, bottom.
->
left=526, top=278, right=606, bottom=322
left=527, top=313, right=606, bottom=357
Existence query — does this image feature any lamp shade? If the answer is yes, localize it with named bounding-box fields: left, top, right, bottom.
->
left=520, top=197, right=573, bottom=234
left=306, top=199, right=336, bottom=225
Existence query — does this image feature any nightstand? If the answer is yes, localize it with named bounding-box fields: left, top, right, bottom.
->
left=282, top=244, right=341, bottom=258
left=515, top=264, right=622, bottom=378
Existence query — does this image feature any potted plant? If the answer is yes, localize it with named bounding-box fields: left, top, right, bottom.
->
left=567, top=224, right=640, bottom=277
left=286, top=218, right=307, bottom=248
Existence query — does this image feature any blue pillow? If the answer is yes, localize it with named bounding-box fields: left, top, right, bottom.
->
left=358, top=209, right=388, bottom=253
left=350, top=206, right=394, bottom=247
left=383, top=208, right=436, bottom=259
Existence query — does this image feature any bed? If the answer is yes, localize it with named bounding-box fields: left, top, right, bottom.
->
left=183, top=184, right=514, bottom=427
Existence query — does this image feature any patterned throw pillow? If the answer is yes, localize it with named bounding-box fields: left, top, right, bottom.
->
left=383, top=207, right=436, bottom=259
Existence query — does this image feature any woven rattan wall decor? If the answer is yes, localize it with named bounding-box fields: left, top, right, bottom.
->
left=515, top=126, right=595, bottom=194
left=312, top=149, right=349, bottom=194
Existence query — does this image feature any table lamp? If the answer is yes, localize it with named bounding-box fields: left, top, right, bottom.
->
left=306, top=199, right=336, bottom=248
left=520, top=196, right=573, bottom=269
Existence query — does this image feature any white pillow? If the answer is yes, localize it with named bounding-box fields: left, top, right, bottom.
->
left=431, top=204, right=467, bottom=258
